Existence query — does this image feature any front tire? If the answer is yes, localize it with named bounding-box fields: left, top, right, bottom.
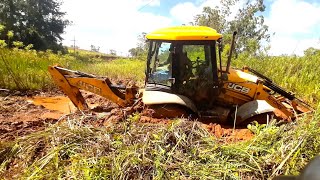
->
left=144, top=104, right=191, bottom=118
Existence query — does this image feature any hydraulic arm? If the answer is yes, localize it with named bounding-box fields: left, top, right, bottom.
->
left=48, top=66, right=138, bottom=110
left=244, top=66, right=313, bottom=115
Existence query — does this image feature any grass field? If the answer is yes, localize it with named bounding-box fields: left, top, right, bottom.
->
left=0, top=47, right=319, bottom=179
left=233, top=53, right=320, bottom=105
left=0, top=48, right=145, bottom=90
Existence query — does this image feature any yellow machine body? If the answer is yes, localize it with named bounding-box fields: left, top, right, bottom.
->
left=49, top=26, right=313, bottom=124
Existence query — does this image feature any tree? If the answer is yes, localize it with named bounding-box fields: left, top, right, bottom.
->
left=137, top=32, right=147, bottom=51
left=304, top=47, right=320, bottom=57
left=128, top=48, right=137, bottom=57
left=194, top=0, right=269, bottom=55
left=109, top=49, right=116, bottom=56
left=0, top=0, right=70, bottom=52
left=90, top=45, right=100, bottom=52
left=128, top=32, right=148, bottom=59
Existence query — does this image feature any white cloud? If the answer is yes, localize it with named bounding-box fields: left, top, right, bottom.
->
left=269, top=36, right=320, bottom=55
left=170, top=0, right=320, bottom=56
left=169, top=0, right=246, bottom=24
left=266, top=0, right=320, bottom=55
left=267, top=0, right=320, bottom=34
left=61, top=0, right=170, bottom=55
left=170, top=2, right=199, bottom=23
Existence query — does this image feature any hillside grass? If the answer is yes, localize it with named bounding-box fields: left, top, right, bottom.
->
left=233, top=54, right=320, bottom=105
left=0, top=48, right=145, bottom=90
left=68, top=48, right=120, bottom=60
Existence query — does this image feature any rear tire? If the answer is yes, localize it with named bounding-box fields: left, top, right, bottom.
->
left=145, top=104, right=191, bottom=118
left=237, top=112, right=275, bottom=126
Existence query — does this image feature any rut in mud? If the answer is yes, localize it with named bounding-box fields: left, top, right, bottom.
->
left=0, top=91, right=254, bottom=142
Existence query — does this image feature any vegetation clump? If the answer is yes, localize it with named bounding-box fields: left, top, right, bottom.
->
left=0, top=110, right=319, bottom=179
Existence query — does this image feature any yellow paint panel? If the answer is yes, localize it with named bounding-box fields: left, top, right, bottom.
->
left=227, top=68, right=259, bottom=83
left=146, top=26, right=222, bottom=41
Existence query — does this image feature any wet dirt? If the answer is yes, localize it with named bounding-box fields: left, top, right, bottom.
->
left=204, top=123, right=253, bottom=142
left=0, top=91, right=124, bottom=141
left=0, top=91, right=254, bottom=142
left=26, top=90, right=115, bottom=114
left=0, top=95, right=61, bottom=141
left=28, top=96, right=77, bottom=114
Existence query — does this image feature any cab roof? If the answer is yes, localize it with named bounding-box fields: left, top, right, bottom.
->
left=146, top=26, right=222, bottom=41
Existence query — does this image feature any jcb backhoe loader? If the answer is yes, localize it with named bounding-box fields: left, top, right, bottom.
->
left=49, top=26, right=313, bottom=124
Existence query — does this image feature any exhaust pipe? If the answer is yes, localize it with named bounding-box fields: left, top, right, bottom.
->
left=226, top=31, right=237, bottom=73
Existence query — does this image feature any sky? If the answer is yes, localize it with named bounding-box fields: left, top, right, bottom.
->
left=61, top=0, right=320, bottom=56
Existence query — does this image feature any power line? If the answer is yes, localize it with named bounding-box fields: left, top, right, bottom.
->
left=291, top=40, right=300, bottom=55
left=138, top=0, right=156, bottom=11
left=71, top=36, right=76, bottom=55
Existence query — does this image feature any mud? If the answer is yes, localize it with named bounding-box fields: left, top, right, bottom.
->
left=0, top=95, right=61, bottom=141
left=0, top=91, right=254, bottom=142
left=29, top=96, right=77, bottom=114
left=204, top=123, right=253, bottom=142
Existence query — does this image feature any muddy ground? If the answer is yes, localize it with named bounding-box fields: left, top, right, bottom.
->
left=0, top=90, right=253, bottom=142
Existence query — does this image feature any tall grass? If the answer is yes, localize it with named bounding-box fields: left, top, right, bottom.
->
left=233, top=54, right=320, bottom=105
left=0, top=48, right=74, bottom=90
left=0, top=48, right=145, bottom=90
left=74, top=59, right=145, bottom=83
left=0, top=107, right=319, bottom=179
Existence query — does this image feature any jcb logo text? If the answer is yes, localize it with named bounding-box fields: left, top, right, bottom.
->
left=78, top=81, right=102, bottom=95
left=227, top=83, right=250, bottom=94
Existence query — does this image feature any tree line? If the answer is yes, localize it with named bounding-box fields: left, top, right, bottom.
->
left=0, top=0, right=69, bottom=52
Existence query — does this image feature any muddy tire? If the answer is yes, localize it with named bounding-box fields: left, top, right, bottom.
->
left=237, top=112, right=275, bottom=126
left=145, top=104, right=192, bottom=119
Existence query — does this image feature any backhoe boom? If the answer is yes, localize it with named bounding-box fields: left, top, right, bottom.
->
left=48, top=66, right=138, bottom=110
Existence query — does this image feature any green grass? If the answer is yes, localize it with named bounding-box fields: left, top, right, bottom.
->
left=75, top=59, right=145, bottom=83
left=0, top=107, right=319, bottom=179
left=0, top=48, right=145, bottom=90
left=68, top=47, right=115, bottom=57
left=232, top=54, right=320, bottom=105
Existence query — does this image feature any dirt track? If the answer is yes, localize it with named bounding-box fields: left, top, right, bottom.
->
left=0, top=91, right=254, bottom=142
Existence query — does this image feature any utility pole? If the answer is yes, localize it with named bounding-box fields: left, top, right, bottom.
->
left=71, top=36, right=76, bottom=55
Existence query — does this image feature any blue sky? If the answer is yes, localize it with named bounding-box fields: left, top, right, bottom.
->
left=61, top=0, right=320, bottom=56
